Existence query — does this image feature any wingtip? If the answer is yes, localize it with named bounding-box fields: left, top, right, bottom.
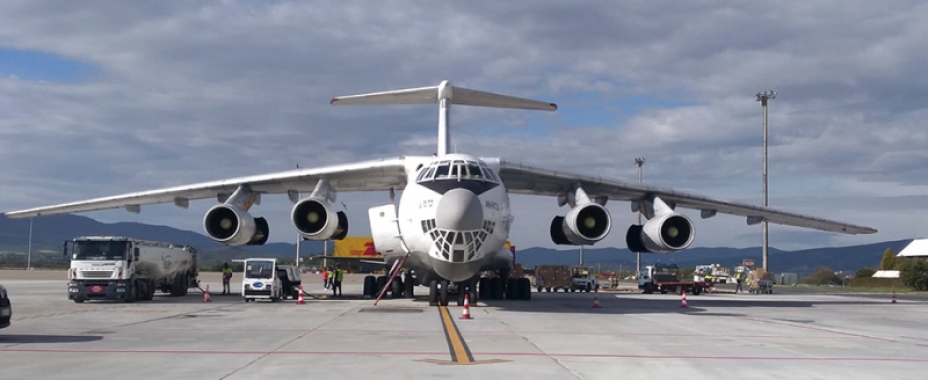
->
left=330, top=97, right=339, bottom=105
left=550, top=103, right=558, bottom=111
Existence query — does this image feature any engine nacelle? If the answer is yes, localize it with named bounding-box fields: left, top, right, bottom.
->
left=550, top=203, right=612, bottom=245
left=291, top=197, right=348, bottom=240
left=203, top=204, right=269, bottom=246
left=626, top=212, right=695, bottom=253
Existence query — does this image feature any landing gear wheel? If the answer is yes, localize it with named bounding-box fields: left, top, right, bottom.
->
left=428, top=280, right=439, bottom=306
left=404, top=275, right=415, bottom=298
left=520, top=278, right=532, bottom=300
left=489, top=278, right=503, bottom=300
left=506, top=278, right=520, bottom=300
left=363, top=276, right=376, bottom=298
left=439, top=280, right=450, bottom=306
left=391, top=278, right=404, bottom=299
left=375, top=276, right=387, bottom=296
left=478, top=278, right=489, bottom=300
left=457, top=284, right=466, bottom=306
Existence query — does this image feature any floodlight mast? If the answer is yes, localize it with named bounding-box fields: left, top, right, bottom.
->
left=755, top=90, right=775, bottom=272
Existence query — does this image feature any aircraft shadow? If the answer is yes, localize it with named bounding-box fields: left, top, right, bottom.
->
left=474, top=293, right=896, bottom=315
left=0, top=334, right=104, bottom=344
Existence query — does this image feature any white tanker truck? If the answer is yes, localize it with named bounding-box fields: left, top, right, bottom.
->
left=63, top=236, right=199, bottom=303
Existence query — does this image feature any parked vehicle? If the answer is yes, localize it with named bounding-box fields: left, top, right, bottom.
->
left=276, top=264, right=303, bottom=299
left=638, top=263, right=710, bottom=295
left=241, top=258, right=283, bottom=302
left=534, top=265, right=572, bottom=292
left=570, top=266, right=600, bottom=292
left=0, top=283, right=10, bottom=329
left=63, top=236, right=198, bottom=303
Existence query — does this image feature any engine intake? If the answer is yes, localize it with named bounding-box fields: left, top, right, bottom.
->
left=550, top=203, right=612, bottom=245
left=203, top=204, right=269, bottom=246
left=626, top=213, right=694, bottom=253
left=291, top=197, right=348, bottom=240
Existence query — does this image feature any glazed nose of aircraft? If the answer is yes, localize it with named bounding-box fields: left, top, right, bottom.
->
left=435, top=188, right=483, bottom=231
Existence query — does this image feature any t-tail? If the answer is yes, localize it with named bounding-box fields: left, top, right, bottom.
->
left=330, top=80, right=557, bottom=156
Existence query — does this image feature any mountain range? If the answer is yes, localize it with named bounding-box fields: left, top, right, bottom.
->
left=0, top=214, right=909, bottom=274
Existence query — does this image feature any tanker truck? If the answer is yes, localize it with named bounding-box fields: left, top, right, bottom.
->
left=63, top=236, right=199, bottom=303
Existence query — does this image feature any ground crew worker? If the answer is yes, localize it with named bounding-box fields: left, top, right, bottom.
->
left=322, top=267, right=329, bottom=289
left=326, top=267, right=334, bottom=289
left=735, top=272, right=744, bottom=293
left=221, top=263, right=233, bottom=295
left=332, top=264, right=344, bottom=297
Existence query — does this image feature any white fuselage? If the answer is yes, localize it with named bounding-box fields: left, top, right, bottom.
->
left=386, top=154, right=513, bottom=283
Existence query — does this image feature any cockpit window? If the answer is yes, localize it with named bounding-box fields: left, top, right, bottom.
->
left=417, top=159, right=498, bottom=184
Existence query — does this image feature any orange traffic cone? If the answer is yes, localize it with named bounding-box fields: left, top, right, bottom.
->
left=297, top=285, right=306, bottom=305
left=460, top=293, right=473, bottom=320
left=679, top=289, right=688, bottom=308
left=203, top=284, right=211, bottom=303
left=592, top=288, right=601, bottom=308
left=892, top=290, right=897, bottom=304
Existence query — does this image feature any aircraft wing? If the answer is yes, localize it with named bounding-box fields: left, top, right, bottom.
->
left=4, top=157, right=408, bottom=219
left=496, top=160, right=877, bottom=235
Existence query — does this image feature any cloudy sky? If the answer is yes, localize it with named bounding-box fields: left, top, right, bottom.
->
left=1, top=1, right=926, bottom=251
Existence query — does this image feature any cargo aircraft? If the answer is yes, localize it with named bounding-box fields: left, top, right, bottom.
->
left=5, top=81, right=877, bottom=306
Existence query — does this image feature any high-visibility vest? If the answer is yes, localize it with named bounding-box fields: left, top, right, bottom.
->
left=222, top=267, right=233, bottom=278
left=335, top=269, right=344, bottom=282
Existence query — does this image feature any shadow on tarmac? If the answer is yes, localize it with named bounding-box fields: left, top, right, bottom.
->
left=0, top=334, right=104, bottom=344
left=473, top=292, right=906, bottom=315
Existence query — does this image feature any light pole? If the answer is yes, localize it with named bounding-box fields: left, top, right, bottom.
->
left=27, top=218, right=33, bottom=270
left=635, top=157, right=646, bottom=277
left=756, top=90, right=775, bottom=272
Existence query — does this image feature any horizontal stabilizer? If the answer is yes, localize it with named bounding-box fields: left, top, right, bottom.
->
left=330, top=80, right=557, bottom=111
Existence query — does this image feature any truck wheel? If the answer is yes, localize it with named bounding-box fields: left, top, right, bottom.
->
left=660, top=288, right=668, bottom=294
left=74, top=299, right=84, bottom=304
left=586, top=284, right=592, bottom=292
left=643, top=284, right=654, bottom=294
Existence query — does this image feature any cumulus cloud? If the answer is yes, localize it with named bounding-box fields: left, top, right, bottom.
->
left=1, top=1, right=926, bottom=250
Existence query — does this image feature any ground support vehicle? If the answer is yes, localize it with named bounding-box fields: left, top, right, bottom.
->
left=638, top=263, right=710, bottom=295
left=63, top=236, right=198, bottom=303
left=241, top=258, right=283, bottom=302
left=534, top=265, right=572, bottom=292
left=276, top=264, right=303, bottom=299
left=570, top=266, right=601, bottom=292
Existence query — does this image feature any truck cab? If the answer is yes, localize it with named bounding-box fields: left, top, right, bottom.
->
left=65, top=236, right=144, bottom=302
left=242, top=258, right=283, bottom=302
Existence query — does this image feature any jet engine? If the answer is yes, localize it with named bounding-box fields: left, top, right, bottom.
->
left=625, top=212, right=694, bottom=253
left=550, top=203, right=612, bottom=245
left=291, top=197, right=348, bottom=240
left=203, top=204, right=269, bottom=246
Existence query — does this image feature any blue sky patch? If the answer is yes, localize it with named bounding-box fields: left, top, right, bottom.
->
left=473, top=92, right=698, bottom=140
left=0, top=47, right=96, bottom=83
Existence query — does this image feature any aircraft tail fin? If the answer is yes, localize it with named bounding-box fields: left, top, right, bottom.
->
left=330, top=80, right=556, bottom=156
